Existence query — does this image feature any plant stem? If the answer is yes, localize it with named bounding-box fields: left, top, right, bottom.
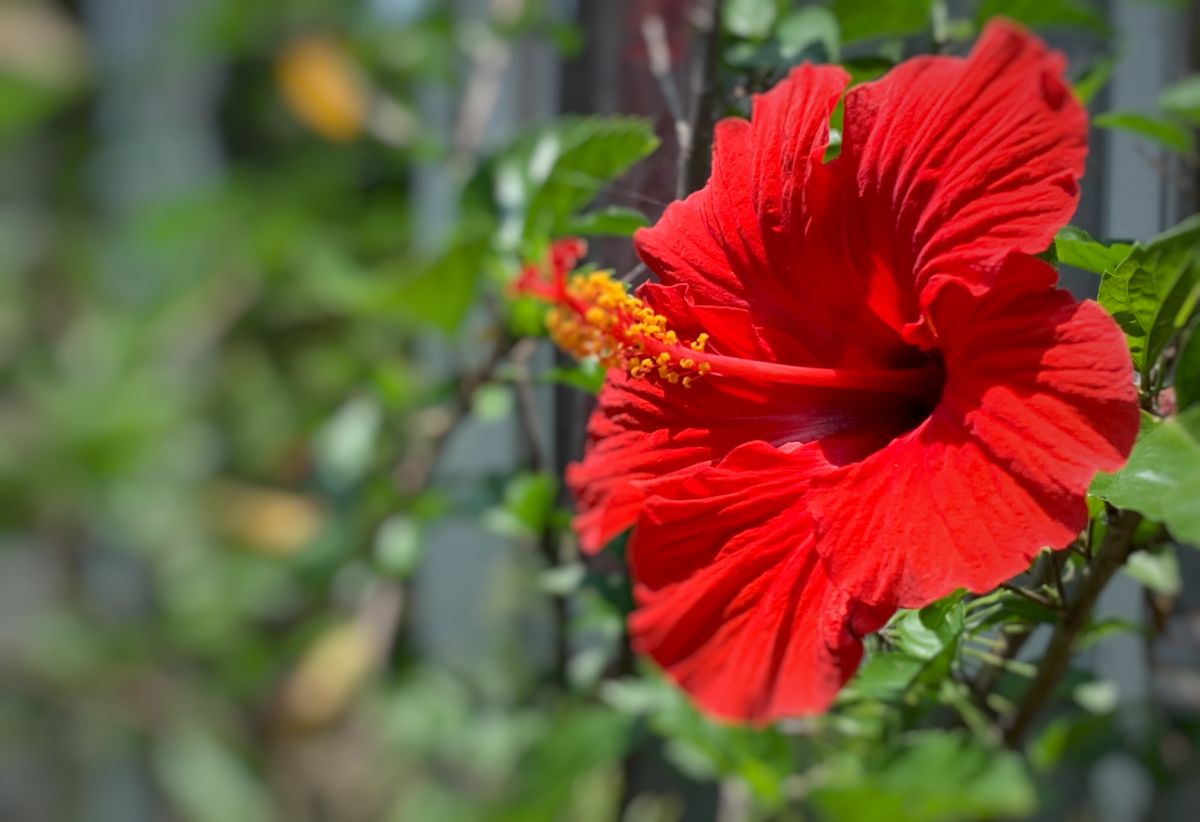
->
left=1003, top=509, right=1143, bottom=746
left=678, top=0, right=723, bottom=199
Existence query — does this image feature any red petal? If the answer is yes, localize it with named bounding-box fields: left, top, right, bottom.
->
left=832, top=20, right=1087, bottom=321
left=629, top=444, right=894, bottom=722
left=808, top=255, right=1139, bottom=609
left=634, top=65, right=918, bottom=371
left=568, top=362, right=927, bottom=553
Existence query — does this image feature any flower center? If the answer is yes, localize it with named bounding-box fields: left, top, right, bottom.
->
left=516, top=239, right=944, bottom=403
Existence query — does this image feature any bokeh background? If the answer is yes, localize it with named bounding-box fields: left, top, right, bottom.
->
left=2, top=1, right=1200, bottom=821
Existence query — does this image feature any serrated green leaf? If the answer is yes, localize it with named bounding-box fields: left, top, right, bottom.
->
left=1159, top=74, right=1200, bottom=126
left=722, top=0, right=778, bottom=39
left=1090, top=406, right=1200, bottom=546
left=1098, top=214, right=1200, bottom=373
left=1176, top=325, right=1200, bottom=411
left=1094, top=111, right=1195, bottom=154
left=978, top=0, right=1110, bottom=35
left=777, top=6, right=840, bottom=61
left=560, top=206, right=649, bottom=237
left=494, top=116, right=659, bottom=243
left=1055, top=226, right=1132, bottom=275
left=812, top=731, right=1036, bottom=822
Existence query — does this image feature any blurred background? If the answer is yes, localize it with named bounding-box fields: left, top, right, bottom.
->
left=2, top=1, right=1200, bottom=820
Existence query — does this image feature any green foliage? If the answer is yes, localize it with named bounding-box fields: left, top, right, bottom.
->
left=978, top=0, right=1109, bottom=35
left=1159, top=74, right=1200, bottom=126
left=812, top=731, right=1036, bottom=822
left=1091, top=407, right=1200, bottom=546
left=561, top=205, right=651, bottom=237
left=1094, top=111, right=1196, bottom=154
left=1055, top=226, right=1132, bottom=275
left=1098, top=214, right=1200, bottom=374
left=830, top=0, right=932, bottom=45
left=1176, top=324, right=1200, bottom=410
left=723, top=0, right=782, bottom=40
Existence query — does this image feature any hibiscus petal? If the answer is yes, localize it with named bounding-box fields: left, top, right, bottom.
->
left=807, top=255, right=1139, bottom=609
left=628, top=443, right=893, bottom=722
left=832, top=20, right=1087, bottom=314
left=633, top=64, right=916, bottom=370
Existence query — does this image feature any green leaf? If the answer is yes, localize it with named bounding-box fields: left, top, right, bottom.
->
left=154, top=724, right=272, bottom=822
left=382, top=232, right=491, bottom=333
left=1176, top=325, right=1200, bottom=411
left=1123, top=545, right=1182, bottom=596
left=978, top=0, right=1110, bottom=35
left=722, top=0, right=779, bottom=39
left=843, top=652, right=925, bottom=700
left=777, top=6, right=840, bottom=61
left=1094, top=111, right=1195, bottom=154
left=374, top=514, right=423, bottom=579
left=504, top=117, right=659, bottom=242
left=1073, top=55, right=1116, bottom=105
left=831, top=0, right=931, bottom=45
left=1055, top=226, right=1132, bottom=275
left=1090, top=406, right=1200, bottom=546
left=1159, top=74, right=1200, bottom=127
left=1098, top=213, right=1200, bottom=373
left=539, top=361, right=607, bottom=394
left=812, top=731, right=1036, bottom=822
left=560, top=206, right=649, bottom=237
left=893, top=593, right=964, bottom=662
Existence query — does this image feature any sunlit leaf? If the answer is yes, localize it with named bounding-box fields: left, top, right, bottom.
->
left=1123, top=545, right=1182, bottom=596
left=1159, top=74, right=1200, bottom=126
left=1094, top=111, right=1195, bottom=154
left=722, top=0, right=778, bottom=39
left=1054, top=226, right=1132, bottom=276
left=1090, top=406, right=1200, bottom=546
left=1097, top=213, right=1200, bottom=373
left=777, top=6, right=840, bottom=61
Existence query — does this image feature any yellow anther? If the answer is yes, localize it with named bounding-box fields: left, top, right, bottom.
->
left=533, top=267, right=716, bottom=388
left=682, top=376, right=694, bottom=388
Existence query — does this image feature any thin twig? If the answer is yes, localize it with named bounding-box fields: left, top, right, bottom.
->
left=999, top=582, right=1058, bottom=610
left=1004, top=509, right=1143, bottom=746
left=1050, top=551, right=1068, bottom=606
left=641, top=14, right=691, bottom=154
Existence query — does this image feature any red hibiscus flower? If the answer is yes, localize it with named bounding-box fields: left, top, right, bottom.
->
left=520, top=21, right=1140, bottom=722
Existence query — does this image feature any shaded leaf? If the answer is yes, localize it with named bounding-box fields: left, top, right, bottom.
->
left=777, top=6, right=840, bottom=61
left=831, top=0, right=931, bottom=45
left=978, top=0, right=1109, bottom=35
left=560, top=206, right=650, bottom=237
left=1176, top=325, right=1200, bottom=411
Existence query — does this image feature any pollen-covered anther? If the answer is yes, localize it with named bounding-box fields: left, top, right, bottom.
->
left=539, top=268, right=713, bottom=388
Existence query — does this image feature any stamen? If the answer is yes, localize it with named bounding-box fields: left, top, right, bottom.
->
left=514, top=240, right=944, bottom=402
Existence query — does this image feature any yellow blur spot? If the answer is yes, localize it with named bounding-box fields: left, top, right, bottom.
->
left=211, top=482, right=326, bottom=557
left=279, top=623, right=375, bottom=728
left=275, top=36, right=367, bottom=143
